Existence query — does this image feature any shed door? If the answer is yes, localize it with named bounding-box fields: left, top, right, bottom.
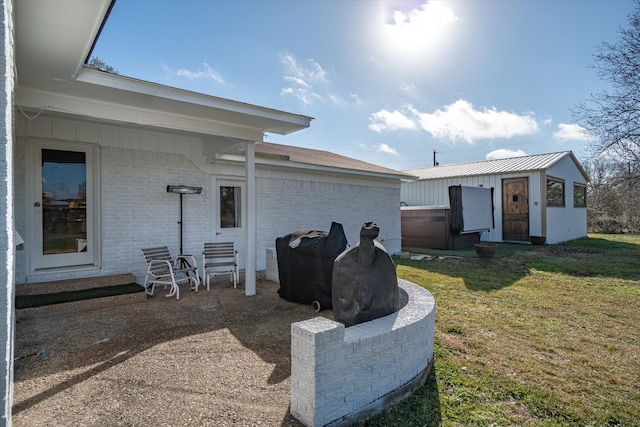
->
left=502, top=177, right=529, bottom=242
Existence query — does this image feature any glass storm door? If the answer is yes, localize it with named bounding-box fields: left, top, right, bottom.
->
left=216, top=180, right=245, bottom=268
left=34, top=142, right=94, bottom=269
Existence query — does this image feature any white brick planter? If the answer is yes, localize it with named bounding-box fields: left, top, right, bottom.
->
left=290, top=279, right=436, bottom=426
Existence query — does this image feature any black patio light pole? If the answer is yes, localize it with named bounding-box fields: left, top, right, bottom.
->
left=167, top=185, right=202, bottom=269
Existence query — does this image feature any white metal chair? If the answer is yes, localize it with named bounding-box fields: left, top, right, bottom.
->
left=202, top=242, right=239, bottom=290
left=141, top=247, right=200, bottom=300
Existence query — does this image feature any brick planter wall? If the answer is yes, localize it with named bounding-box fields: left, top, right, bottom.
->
left=290, top=279, right=436, bottom=426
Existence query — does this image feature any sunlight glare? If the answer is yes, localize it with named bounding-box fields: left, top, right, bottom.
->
left=379, top=1, right=458, bottom=65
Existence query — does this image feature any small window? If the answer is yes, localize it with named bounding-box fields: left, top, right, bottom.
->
left=547, top=177, right=565, bottom=207
left=574, top=184, right=587, bottom=208
left=219, top=186, right=242, bottom=228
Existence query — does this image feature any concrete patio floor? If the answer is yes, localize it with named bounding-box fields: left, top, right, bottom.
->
left=12, top=277, right=332, bottom=426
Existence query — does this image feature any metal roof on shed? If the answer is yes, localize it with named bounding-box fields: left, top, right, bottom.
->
left=404, top=151, right=589, bottom=181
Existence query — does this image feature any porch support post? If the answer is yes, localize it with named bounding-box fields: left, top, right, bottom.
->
left=244, top=142, right=257, bottom=296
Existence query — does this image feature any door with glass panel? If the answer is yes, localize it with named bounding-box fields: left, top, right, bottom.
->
left=33, top=140, right=95, bottom=269
left=216, top=180, right=245, bottom=269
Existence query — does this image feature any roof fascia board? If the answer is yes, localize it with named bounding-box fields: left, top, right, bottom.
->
left=75, top=68, right=313, bottom=133
left=216, top=153, right=414, bottom=181
left=417, top=168, right=547, bottom=181
left=17, top=87, right=264, bottom=141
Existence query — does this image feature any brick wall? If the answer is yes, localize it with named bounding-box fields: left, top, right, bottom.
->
left=1, top=0, right=15, bottom=424
left=256, top=172, right=402, bottom=270
left=14, top=114, right=403, bottom=285
left=290, top=279, right=436, bottom=426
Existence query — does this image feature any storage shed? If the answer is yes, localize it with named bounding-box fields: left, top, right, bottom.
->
left=401, top=151, right=590, bottom=245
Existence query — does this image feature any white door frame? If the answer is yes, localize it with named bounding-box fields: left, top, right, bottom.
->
left=28, top=138, right=101, bottom=271
left=215, top=178, right=246, bottom=271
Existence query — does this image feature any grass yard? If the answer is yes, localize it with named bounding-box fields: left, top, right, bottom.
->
left=362, top=234, right=640, bottom=426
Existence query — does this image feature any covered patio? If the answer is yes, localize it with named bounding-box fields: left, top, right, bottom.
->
left=14, top=0, right=313, bottom=295
left=12, top=278, right=327, bottom=426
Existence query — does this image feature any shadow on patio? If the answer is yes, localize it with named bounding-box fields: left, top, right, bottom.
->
left=13, top=277, right=327, bottom=426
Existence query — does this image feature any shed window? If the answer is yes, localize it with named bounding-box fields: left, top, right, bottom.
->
left=547, top=177, right=565, bottom=207
left=574, top=184, right=587, bottom=208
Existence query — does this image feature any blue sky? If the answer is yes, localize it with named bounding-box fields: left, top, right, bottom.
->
left=92, top=0, right=636, bottom=171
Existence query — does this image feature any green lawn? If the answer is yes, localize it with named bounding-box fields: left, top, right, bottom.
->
left=361, top=234, right=640, bottom=426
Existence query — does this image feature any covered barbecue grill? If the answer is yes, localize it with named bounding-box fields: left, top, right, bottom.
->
left=275, top=222, right=348, bottom=311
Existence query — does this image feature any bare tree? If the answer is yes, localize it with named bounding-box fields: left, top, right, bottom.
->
left=86, top=57, right=119, bottom=75
left=584, top=157, right=640, bottom=233
left=573, top=2, right=640, bottom=164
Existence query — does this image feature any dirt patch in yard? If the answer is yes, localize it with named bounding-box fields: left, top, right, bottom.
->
left=13, top=279, right=331, bottom=426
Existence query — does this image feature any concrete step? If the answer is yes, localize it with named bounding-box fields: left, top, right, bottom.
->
left=15, top=273, right=137, bottom=296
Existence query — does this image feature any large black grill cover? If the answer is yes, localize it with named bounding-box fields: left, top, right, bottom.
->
left=276, top=222, right=348, bottom=308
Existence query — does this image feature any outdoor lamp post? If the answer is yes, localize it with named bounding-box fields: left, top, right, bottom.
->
left=167, top=185, right=202, bottom=263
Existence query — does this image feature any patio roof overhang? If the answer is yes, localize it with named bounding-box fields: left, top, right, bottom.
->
left=14, top=0, right=312, bottom=297
left=15, top=0, right=313, bottom=150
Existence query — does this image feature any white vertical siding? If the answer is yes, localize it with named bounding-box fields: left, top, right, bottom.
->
left=545, top=156, right=588, bottom=243
left=401, top=172, right=544, bottom=243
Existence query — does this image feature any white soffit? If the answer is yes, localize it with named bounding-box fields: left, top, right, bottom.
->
left=15, top=0, right=113, bottom=85
left=15, top=0, right=312, bottom=141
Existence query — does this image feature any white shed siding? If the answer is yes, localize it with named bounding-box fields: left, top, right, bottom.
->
left=401, top=171, right=544, bottom=243
left=527, top=172, right=545, bottom=238
left=401, top=152, right=590, bottom=245
left=545, top=155, right=588, bottom=244
left=15, top=114, right=402, bottom=283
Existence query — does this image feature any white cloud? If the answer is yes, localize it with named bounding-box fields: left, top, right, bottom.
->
left=281, top=53, right=347, bottom=106
left=376, top=143, right=399, bottom=155
left=368, top=100, right=539, bottom=143
left=328, top=94, right=347, bottom=107
left=553, top=123, right=594, bottom=141
left=280, top=87, right=311, bottom=105
left=350, top=93, right=363, bottom=105
left=281, top=54, right=327, bottom=83
left=379, top=1, right=459, bottom=63
left=398, top=83, right=418, bottom=96
left=416, top=100, right=539, bottom=143
left=170, top=63, right=227, bottom=84
left=368, top=107, right=417, bottom=133
left=486, top=149, right=527, bottom=160
left=284, top=75, right=311, bottom=88
left=389, top=1, right=459, bottom=29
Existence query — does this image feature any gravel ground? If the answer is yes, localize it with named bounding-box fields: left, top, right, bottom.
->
left=13, top=278, right=332, bottom=426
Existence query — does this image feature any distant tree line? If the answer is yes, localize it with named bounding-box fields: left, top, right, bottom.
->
left=583, top=157, right=640, bottom=233
left=574, top=1, right=640, bottom=234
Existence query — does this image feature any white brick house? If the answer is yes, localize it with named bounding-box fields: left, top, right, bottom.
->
left=13, top=119, right=408, bottom=287
left=1, top=1, right=16, bottom=425
left=1, top=1, right=412, bottom=423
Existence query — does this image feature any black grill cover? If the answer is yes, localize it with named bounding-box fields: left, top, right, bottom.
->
left=276, top=222, right=348, bottom=308
left=332, top=222, right=400, bottom=327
